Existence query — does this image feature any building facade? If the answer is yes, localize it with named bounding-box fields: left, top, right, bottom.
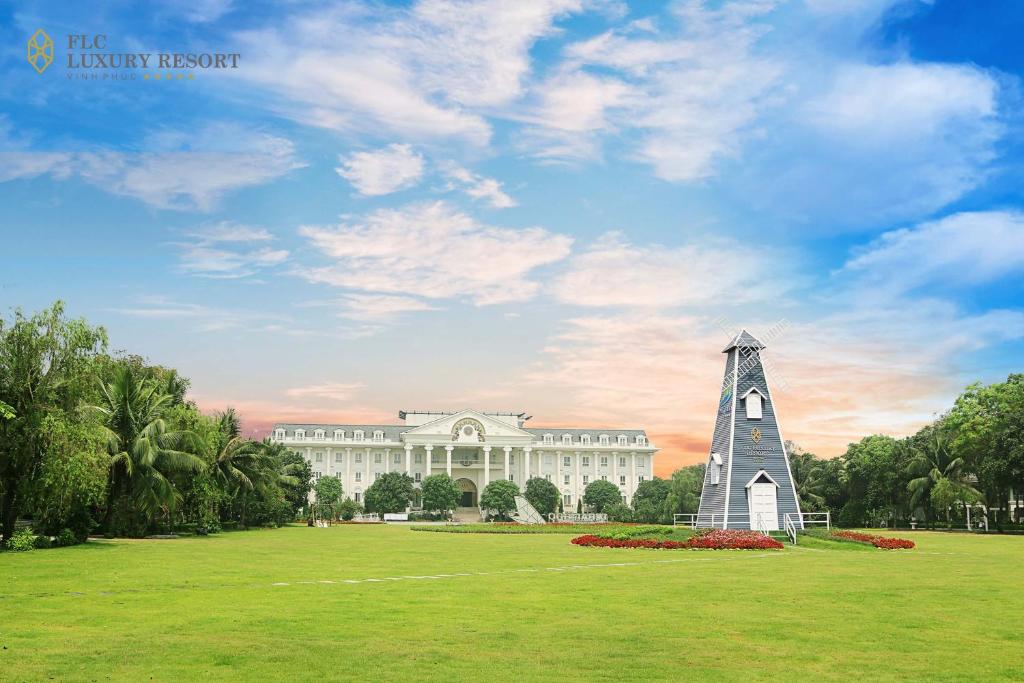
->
left=271, top=409, right=657, bottom=511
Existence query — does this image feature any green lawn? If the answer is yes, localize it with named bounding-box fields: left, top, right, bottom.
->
left=1, top=526, right=1022, bottom=681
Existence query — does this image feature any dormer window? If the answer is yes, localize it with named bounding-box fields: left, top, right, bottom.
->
left=333, top=429, right=344, bottom=440
left=743, top=388, right=764, bottom=420
left=314, top=429, right=325, bottom=440
left=295, top=429, right=306, bottom=440
left=617, top=435, right=627, bottom=446
left=581, top=434, right=591, bottom=446
left=274, top=429, right=285, bottom=440
left=354, top=430, right=364, bottom=442
left=543, top=434, right=553, bottom=445
left=636, top=435, right=647, bottom=446
left=599, top=434, right=609, bottom=446
left=562, top=434, right=572, bottom=445
left=373, top=430, right=384, bottom=443
left=710, top=453, right=723, bottom=485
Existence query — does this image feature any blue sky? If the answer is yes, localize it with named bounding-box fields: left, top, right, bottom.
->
left=1, top=0, right=1022, bottom=472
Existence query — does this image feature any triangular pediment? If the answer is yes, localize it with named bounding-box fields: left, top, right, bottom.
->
left=402, top=410, right=534, bottom=443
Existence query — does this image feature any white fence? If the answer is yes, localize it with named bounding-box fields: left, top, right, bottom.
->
left=353, top=513, right=381, bottom=523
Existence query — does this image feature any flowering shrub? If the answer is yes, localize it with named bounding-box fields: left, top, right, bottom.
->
left=571, top=529, right=783, bottom=550
left=832, top=530, right=914, bottom=549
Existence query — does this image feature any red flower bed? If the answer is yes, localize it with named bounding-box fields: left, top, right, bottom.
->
left=571, top=529, right=783, bottom=550
left=833, top=530, right=914, bottom=549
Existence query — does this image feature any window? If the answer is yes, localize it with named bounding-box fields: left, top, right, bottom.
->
left=599, top=434, right=609, bottom=446
left=638, top=456, right=646, bottom=469
left=275, top=429, right=285, bottom=440
left=295, top=429, right=306, bottom=439
left=414, top=472, right=421, bottom=482
left=562, top=434, right=572, bottom=445
left=508, top=474, right=514, bottom=482
left=313, top=472, right=321, bottom=481
left=638, top=475, right=645, bottom=482
left=710, top=453, right=723, bottom=485
left=373, top=430, right=384, bottom=442
left=543, top=434, right=553, bottom=445
left=745, top=389, right=763, bottom=420
left=564, top=474, right=570, bottom=485
left=544, top=454, right=553, bottom=465
left=619, top=475, right=626, bottom=486
left=600, top=456, right=608, bottom=467
left=636, top=435, right=647, bottom=446
left=314, top=429, right=325, bottom=440
left=582, top=456, right=590, bottom=467
left=414, top=453, right=423, bottom=464
left=334, top=452, right=342, bottom=463
left=354, top=491, right=361, bottom=503
left=601, top=475, right=607, bottom=481
left=393, top=453, right=401, bottom=464
left=509, top=454, right=515, bottom=465
left=582, top=475, right=589, bottom=485
left=375, top=472, right=382, bottom=481
left=619, top=456, right=626, bottom=468
left=333, top=429, right=344, bottom=440
left=581, top=434, right=591, bottom=445
left=617, top=435, right=627, bottom=446
left=355, top=453, right=363, bottom=464
left=335, top=472, right=342, bottom=480
left=563, top=456, right=571, bottom=467
left=374, top=452, right=383, bottom=464
left=563, top=494, right=572, bottom=506
left=545, top=474, right=552, bottom=481
left=355, top=472, right=362, bottom=482
left=354, top=430, right=364, bottom=442
left=315, top=452, right=323, bottom=463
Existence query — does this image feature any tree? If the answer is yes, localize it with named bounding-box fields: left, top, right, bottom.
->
left=364, top=472, right=414, bottom=514
left=480, top=480, right=519, bottom=519
left=208, top=409, right=267, bottom=495
left=908, top=431, right=980, bottom=525
left=91, top=365, right=205, bottom=535
left=524, top=477, right=559, bottom=516
left=267, top=443, right=312, bottom=514
left=583, top=480, right=621, bottom=512
left=1, top=302, right=107, bottom=543
left=0, top=400, right=13, bottom=420
left=632, top=477, right=671, bottom=523
left=788, top=450, right=826, bottom=511
left=666, top=464, right=705, bottom=516
left=421, top=473, right=460, bottom=515
left=314, top=476, right=344, bottom=522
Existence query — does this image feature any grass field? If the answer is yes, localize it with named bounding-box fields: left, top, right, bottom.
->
left=1, top=526, right=1022, bottom=681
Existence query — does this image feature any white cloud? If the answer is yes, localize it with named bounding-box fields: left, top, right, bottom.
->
left=0, top=122, right=304, bottom=211
left=108, top=297, right=273, bottom=332
left=176, top=222, right=288, bottom=279
left=552, top=231, right=790, bottom=307
left=231, top=0, right=582, bottom=145
left=839, top=211, right=1024, bottom=292
left=284, top=382, right=365, bottom=403
left=441, top=162, right=516, bottom=208
left=298, top=201, right=572, bottom=305
left=336, top=144, right=425, bottom=196
left=335, top=294, right=439, bottom=322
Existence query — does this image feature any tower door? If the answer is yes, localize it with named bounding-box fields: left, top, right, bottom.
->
left=748, top=482, right=779, bottom=531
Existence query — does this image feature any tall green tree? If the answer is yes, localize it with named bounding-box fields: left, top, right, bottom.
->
left=524, top=477, right=559, bottom=516
left=91, top=365, right=205, bottom=535
left=420, top=473, right=460, bottom=515
left=314, top=476, right=343, bottom=522
left=583, top=480, right=620, bottom=512
left=480, top=480, right=519, bottom=519
left=666, top=464, right=705, bottom=516
left=907, top=431, right=980, bottom=524
left=364, top=472, right=414, bottom=514
left=632, top=477, right=671, bottom=523
left=0, top=302, right=107, bottom=543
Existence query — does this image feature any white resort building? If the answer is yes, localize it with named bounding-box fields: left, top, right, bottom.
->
left=271, top=409, right=657, bottom=512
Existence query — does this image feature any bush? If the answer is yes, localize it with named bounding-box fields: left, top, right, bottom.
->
left=421, top=474, right=461, bottom=514
left=7, top=528, right=37, bottom=552
left=337, top=498, right=360, bottom=521
left=34, top=534, right=53, bottom=549
left=524, top=477, right=559, bottom=517
left=480, top=480, right=520, bottom=519
left=56, top=528, right=79, bottom=547
left=408, top=511, right=448, bottom=521
left=605, top=502, right=634, bottom=523
left=583, top=480, right=622, bottom=513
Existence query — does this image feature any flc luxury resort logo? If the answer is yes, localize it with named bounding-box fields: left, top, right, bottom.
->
left=27, top=29, right=54, bottom=74
left=25, top=29, right=240, bottom=81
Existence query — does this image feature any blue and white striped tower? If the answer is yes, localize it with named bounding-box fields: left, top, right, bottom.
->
left=696, top=330, right=802, bottom=530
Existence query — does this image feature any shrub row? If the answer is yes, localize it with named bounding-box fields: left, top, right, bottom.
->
left=572, top=529, right=783, bottom=550
left=832, top=530, right=915, bottom=549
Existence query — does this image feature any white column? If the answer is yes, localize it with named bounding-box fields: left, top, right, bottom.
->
left=630, top=451, right=637, bottom=503
left=523, top=447, right=532, bottom=483
left=574, top=451, right=581, bottom=506
left=555, top=450, right=562, bottom=490
left=445, top=445, right=453, bottom=477
left=503, top=446, right=511, bottom=481
left=612, top=451, right=619, bottom=499
left=345, top=448, right=351, bottom=493
left=483, top=446, right=491, bottom=490
left=384, top=448, right=390, bottom=474
left=365, top=447, right=371, bottom=482
left=425, top=445, right=433, bottom=477
left=404, top=445, right=412, bottom=475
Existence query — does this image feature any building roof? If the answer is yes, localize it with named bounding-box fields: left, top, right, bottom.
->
left=272, top=423, right=405, bottom=440
left=722, top=329, right=766, bottom=353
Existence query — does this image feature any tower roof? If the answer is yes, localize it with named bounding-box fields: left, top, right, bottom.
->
left=722, top=329, right=766, bottom=353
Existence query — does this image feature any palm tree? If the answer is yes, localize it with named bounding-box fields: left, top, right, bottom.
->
left=91, top=366, right=205, bottom=533
left=790, top=451, right=826, bottom=510
left=907, top=432, right=980, bottom=524
left=209, top=408, right=265, bottom=492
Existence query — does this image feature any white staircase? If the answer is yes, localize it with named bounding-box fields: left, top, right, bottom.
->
left=510, top=496, right=546, bottom=524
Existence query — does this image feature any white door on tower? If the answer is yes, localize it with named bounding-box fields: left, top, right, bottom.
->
left=748, top=480, right=779, bottom=531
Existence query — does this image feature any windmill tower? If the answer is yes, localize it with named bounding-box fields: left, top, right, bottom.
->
left=696, top=330, right=802, bottom=531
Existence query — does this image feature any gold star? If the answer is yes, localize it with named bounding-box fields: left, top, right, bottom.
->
left=143, top=74, right=150, bottom=80
left=178, top=73, right=184, bottom=80
left=165, top=73, right=172, bottom=80
left=154, top=73, right=161, bottom=80
left=188, top=74, right=194, bottom=80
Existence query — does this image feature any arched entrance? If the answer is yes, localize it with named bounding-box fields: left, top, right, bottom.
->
left=456, top=478, right=477, bottom=508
